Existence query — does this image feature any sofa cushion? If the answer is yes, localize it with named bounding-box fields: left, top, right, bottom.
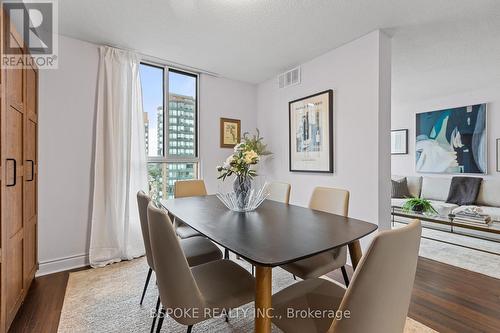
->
left=476, top=179, right=500, bottom=207
left=452, top=206, right=500, bottom=222
left=391, top=198, right=409, bottom=208
left=446, top=176, right=482, bottom=205
left=427, top=200, right=458, bottom=216
left=392, top=178, right=410, bottom=198
left=392, top=175, right=422, bottom=198
left=421, top=177, right=452, bottom=201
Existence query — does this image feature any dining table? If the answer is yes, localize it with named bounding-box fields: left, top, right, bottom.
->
left=161, top=195, right=378, bottom=333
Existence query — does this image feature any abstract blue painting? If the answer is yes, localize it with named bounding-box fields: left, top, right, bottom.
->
left=416, top=104, right=487, bottom=174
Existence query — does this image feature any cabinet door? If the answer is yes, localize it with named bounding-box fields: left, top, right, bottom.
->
left=3, top=34, right=26, bottom=327
left=24, top=64, right=38, bottom=283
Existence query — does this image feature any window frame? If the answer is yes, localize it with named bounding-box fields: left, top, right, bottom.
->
left=140, top=60, right=200, bottom=175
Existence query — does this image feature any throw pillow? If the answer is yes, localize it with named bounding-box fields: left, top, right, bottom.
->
left=392, top=178, right=411, bottom=198
left=446, top=176, right=483, bottom=205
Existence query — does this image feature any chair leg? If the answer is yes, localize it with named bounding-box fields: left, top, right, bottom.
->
left=187, top=325, right=193, bottom=333
left=341, top=266, right=350, bottom=287
left=150, top=296, right=161, bottom=333
left=156, top=307, right=166, bottom=333
left=251, top=265, right=255, bottom=276
left=224, top=248, right=229, bottom=259
left=140, top=267, right=153, bottom=305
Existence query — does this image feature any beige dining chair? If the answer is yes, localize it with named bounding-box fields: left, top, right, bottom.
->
left=174, top=179, right=208, bottom=198
left=174, top=179, right=233, bottom=259
left=272, top=219, right=422, bottom=333
left=265, top=181, right=291, bottom=204
left=281, top=187, right=351, bottom=285
left=173, top=180, right=206, bottom=239
left=137, top=191, right=222, bottom=305
left=147, top=202, right=255, bottom=333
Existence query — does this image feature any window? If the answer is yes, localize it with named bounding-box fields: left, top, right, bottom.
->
left=140, top=63, right=198, bottom=200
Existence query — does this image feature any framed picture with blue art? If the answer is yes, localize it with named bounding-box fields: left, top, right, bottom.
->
left=415, top=104, right=487, bottom=174
left=289, top=90, right=333, bottom=173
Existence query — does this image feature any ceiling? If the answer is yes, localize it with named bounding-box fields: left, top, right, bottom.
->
left=58, top=0, right=500, bottom=84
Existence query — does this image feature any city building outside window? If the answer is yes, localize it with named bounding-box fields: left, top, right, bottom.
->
left=140, top=63, right=199, bottom=201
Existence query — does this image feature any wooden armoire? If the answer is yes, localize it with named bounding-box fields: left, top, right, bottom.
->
left=0, top=9, right=39, bottom=333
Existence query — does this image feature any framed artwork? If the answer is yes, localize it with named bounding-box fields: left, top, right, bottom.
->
left=220, top=118, right=241, bottom=148
left=391, top=129, right=408, bottom=155
left=415, top=103, right=487, bottom=174
left=289, top=90, right=333, bottom=173
left=497, top=139, right=500, bottom=172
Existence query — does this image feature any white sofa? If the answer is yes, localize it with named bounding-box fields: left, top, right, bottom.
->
left=392, top=176, right=500, bottom=221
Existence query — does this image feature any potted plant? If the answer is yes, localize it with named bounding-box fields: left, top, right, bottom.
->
left=402, top=198, right=438, bottom=214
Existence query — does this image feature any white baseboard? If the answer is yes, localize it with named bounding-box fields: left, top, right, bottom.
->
left=36, top=253, right=89, bottom=277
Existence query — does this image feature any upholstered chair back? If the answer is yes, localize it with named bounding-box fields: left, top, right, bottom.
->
left=147, top=203, right=205, bottom=324
left=265, top=181, right=291, bottom=204
left=137, top=191, right=154, bottom=269
left=309, top=187, right=349, bottom=217
left=330, top=220, right=422, bottom=333
left=174, top=179, right=207, bottom=198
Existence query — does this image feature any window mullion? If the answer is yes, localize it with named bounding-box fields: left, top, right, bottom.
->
left=164, top=65, right=169, bottom=158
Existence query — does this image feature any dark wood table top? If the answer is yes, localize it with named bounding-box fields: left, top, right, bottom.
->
left=161, top=195, right=378, bottom=266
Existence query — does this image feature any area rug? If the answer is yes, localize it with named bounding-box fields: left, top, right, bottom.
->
left=58, top=256, right=436, bottom=332
left=394, top=221, right=500, bottom=279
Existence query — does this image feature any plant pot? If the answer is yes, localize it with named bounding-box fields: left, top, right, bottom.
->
left=412, top=203, right=424, bottom=213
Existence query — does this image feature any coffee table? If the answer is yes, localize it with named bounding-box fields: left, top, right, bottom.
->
left=391, top=206, right=500, bottom=256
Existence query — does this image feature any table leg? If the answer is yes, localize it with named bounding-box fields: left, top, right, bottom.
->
left=348, top=240, right=363, bottom=271
left=255, top=266, right=272, bottom=333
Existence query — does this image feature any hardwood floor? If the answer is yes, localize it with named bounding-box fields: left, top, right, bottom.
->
left=8, top=271, right=69, bottom=333
left=328, top=257, right=500, bottom=333
left=409, top=258, right=500, bottom=333
left=8, top=257, right=500, bottom=333
left=8, top=267, right=88, bottom=333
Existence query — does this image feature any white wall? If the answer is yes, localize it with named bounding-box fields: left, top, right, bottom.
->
left=256, top=31, right=392, bottom=250
left=38, top=36, right=99, bottom=275
left=38, top=36, right=257, bottom=275
left=199, top=75, right=257, bottom=192
left=391, top=18, right=500, bottom=180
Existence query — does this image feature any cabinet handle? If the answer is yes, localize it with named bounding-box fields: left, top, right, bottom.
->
left=6, top=158, right=16, bottom=187
left=27, top=159, right=34, bottom=181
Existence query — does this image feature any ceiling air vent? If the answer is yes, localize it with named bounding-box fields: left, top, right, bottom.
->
left=278, top=66, right=300, bottom=88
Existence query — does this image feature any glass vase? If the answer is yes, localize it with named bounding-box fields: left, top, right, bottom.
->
left=216, top=175, right=268, bottom=212
left=233, top=175, right=252, bottom=209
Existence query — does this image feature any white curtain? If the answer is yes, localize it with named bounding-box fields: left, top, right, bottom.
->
left=89, top=46, right=148, bottom=267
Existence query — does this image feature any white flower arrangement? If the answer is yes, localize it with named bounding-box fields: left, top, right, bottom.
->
left=217, top=142, right=260, bottom=181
